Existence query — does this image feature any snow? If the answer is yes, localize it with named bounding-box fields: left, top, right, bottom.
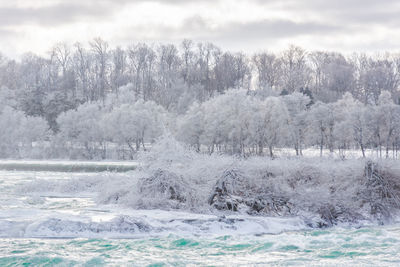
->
left=11, top=136, right=400, bottom=233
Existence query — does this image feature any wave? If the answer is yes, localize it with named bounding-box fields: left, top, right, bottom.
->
left=0, top=209, right=309, bottom=238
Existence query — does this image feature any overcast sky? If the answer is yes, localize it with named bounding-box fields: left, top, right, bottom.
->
left=1, top=0, right=399, bottom=58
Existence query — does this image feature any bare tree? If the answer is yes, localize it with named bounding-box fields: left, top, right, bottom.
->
left=90, top=38, right=109, bottom=102
left=252, top=52, right=281, bottom=90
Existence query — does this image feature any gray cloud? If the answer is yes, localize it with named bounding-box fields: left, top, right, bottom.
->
left=2, top=0, right=399, bottom=29
left=1, top=0, right=400, bottom=56
left=213, top=20, right=344, bottom=41
left=261, top=0, right=400, bottom=27
left=0, top=3, right=117, bottom=26
left=86, top=0, right=217, bottom=4
left=0, top=0, right=219, bottom=27
left=120, top=17, right=344, bottom=41
left=338, top=10, right=400, bottom=27
left=255, top=0, right=399, bottom=11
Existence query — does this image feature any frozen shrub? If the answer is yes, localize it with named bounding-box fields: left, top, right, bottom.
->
left=209, top=169, right=293, bottom=215
left=359, top=161, right=400, bottom=223
left=136, top=169, right=194, bottom=209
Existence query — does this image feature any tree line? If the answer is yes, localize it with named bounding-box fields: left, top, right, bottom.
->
left=0, top=39, right=400, bottom=159
left=1, top=85, right=399, bottom=159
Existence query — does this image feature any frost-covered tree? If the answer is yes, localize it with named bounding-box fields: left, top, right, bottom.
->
left=103, top=100, right=166, bottom=157
left=250, top=96, right=290, bottom=157
left=57, top=102, right=106, bottom=159
left=350, top=105, right=371, bottom=158
left=307, top=101, right=335, bottom=156
left=376, top=91, right=400, bottom=158
left=361, top=91, right=400, bottom=158
left=0, top=86, right=17, bottom=109
left=104, top=83, right=136, bottom=109
left=201, top=89, right=252, bottom=155
left=332, top=93, right=364, bottom=156
left=2, top=39, right=400, bottom=159
left=283, top=92, right=311, bottom=155
left=0, top=106, right=49, bottom=157
left=177, top=102, right=204, bottom=152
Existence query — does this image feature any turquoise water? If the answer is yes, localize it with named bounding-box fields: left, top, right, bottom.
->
left=1, top=168, right=400, bottom=266
left=1, top=226, right=400, bottom=266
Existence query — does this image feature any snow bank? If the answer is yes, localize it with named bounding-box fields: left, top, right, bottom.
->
left=18, top=135, right=400, bottom=228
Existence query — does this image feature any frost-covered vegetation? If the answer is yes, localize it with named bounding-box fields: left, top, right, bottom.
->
left=19, top=135, right=400, bottom=228
left=1, top=85, right=400, bottom=159
left=1, top=40, right=400, bottom=159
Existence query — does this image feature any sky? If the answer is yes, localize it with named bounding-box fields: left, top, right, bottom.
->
left=0, top=0, right=399, bottom=58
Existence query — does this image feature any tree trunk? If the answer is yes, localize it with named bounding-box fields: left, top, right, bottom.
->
left=320, top=130, right=324, bottom=157
left=386, top=144, right=389, bottom=159
left=127, top=142, right=136, bottom=159
left=360, top=143, right=366, bottom=158
left=258, top=141, right=263, bottom=156
left=320, top=143, right=323, bottom=157
left=142, top=139, right=146, bottom=151
left=196, top=143, right=200, bottom=153
left=136, top=140, right=140, bottom=151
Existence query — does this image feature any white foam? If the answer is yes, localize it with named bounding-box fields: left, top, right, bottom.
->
left=0, top=208, right=308, bottom=238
